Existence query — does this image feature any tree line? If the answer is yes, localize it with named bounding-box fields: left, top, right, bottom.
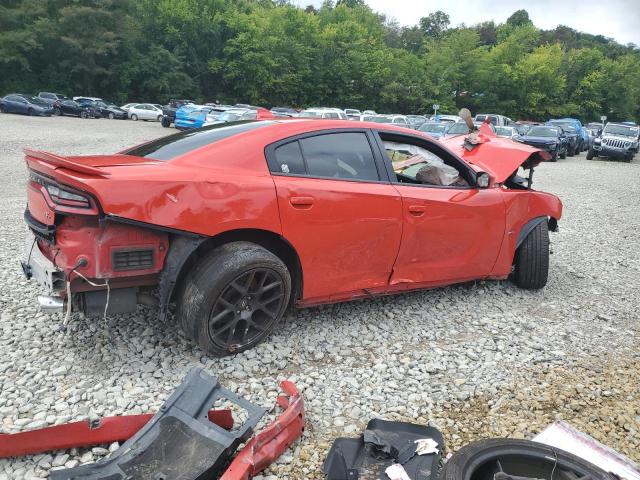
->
left=1, top=0, right=639, bottom=122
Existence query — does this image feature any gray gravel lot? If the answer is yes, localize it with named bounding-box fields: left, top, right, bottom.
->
left=0, top=114, right=639, bottom=479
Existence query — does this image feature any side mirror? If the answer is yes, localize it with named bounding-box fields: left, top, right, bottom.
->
left=476, top=172, right=491, bottom=188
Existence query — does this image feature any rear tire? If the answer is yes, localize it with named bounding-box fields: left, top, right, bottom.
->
left=177, top=242, right=291, bottom=356
left=130, top=114, right=138, bottom=121
left=513, top=221, right=549, bottom=290
left=439, top=439, right=614, bottom=480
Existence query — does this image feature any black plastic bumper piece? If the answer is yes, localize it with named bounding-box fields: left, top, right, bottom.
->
left=24, top=209, right=56, bottom=243
left=50, top=367, right=267, bottom=480
left=323, top=419, right=444, bottom=480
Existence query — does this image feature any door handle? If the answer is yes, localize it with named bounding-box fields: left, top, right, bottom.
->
left=408, top=205, right=426, bottom=216
left=289, top=196, right=314, bottom=208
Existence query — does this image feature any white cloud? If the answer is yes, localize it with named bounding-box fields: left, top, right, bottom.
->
left=292, top=0, right=640, bottom=45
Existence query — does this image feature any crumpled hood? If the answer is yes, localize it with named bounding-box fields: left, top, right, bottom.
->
left=440, top=129, right=551, bottom=183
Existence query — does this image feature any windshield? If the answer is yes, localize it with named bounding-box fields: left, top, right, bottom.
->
left=563, top=125, right=577, bottom=133
left=495, top=127, right=512, bottom=136
left=603, top=124, right=639, bottom=137
left=419, top=123, right=448, bottom=133
left=28, top=96, right=49, bottom=106
left=447, top=122, right=471, bottom=135
left=527, top=126, right=558, bottom=137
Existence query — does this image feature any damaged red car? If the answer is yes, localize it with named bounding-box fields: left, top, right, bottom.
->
left=22, top=120, right=562, bottom=355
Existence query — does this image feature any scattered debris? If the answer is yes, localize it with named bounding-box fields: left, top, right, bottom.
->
left=534, top=421, right=640, bottom=480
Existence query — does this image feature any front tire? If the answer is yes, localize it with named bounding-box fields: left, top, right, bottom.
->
left=560, top=149, right=567, bottom=159
left=108, top=112, right=115, bottom=119
left=568, top=145, right=575, bottom=156
left=177, top=242, right=292, bottom=356
left=513, top=221, right=549, bottom=290
left=586, top=147, right=595, bottom=160
left=53, top=108, right=61, bottom=116
left=130, top=114, right=138, bottom=121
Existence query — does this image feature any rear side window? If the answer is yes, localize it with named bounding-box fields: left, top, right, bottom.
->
left=125, top=121, right=276, bottom=161
left=300, top=133, right=379, bottom=181
left=273, top=141, right=306, bottom=174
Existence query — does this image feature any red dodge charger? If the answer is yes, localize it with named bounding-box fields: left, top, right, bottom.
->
left=22, top=119, right=562, bottom=355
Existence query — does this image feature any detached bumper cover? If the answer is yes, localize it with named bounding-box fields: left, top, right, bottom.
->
left=221, top=381, right=305, bottom=480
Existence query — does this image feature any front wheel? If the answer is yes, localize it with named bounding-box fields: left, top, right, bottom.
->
left=161, top=116, right=171, bottom=127
left=177, top=242, right=292, bottom=356
left=586, top=147, right=595, bottom=160
left=560, top=149, right=567, bottom=159
left=53, top=108, right=61, bottom=116
left=130, top=114, right=138, bottom=121
left=513, top=220, right=549, bottom=290
left=108, top=112, right=115, bottom=119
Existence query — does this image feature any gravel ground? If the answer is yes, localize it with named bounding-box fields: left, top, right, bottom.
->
left=0, top=114, right=639, bottom=479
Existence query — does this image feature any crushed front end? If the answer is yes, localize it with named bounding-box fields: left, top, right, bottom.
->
left=23, top=167, right=168, bottom=317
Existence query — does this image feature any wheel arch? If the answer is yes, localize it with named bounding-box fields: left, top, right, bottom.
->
left=162, top=228, right=303, bottom=318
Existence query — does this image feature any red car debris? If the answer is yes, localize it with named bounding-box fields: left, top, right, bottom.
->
left=22, top=119, right=562, bottom=355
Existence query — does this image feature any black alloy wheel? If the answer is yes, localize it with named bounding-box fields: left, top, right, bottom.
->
left=208, top=268, right=285, bottom=352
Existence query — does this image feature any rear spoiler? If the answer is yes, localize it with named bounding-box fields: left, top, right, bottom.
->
left=24, top=149, right=111, bottom=177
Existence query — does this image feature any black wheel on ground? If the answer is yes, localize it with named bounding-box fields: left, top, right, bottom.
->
left=586, top=147, right=595, bottom=160
left=513, top=220, right=549, bottom=290
left=27, top=108, right=34, bottom=116
left=438, top=438, right=614, bottom=480
left=108, top=112, right=115, bottom=119
left=161, top=116, right=171, bottom=127
left=177, top=242, right=292, bottom=356
left=53, top=108, right=61, bottom=116
left=560, top=149, right=566, bottom=159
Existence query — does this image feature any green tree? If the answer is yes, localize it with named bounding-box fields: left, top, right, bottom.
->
left=419, top=11, right=450, bottom=39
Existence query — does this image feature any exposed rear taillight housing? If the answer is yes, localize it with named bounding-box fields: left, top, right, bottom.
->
left=29, top=171, right=99, bottom=215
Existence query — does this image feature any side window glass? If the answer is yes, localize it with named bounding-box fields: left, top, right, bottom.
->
left=382, top=138, right=469, bottom=187
left=273, top=141, right=306, bottom=175
left=300, top=133, right=379, bottom=181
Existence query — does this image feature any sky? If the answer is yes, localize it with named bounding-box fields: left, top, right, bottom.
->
left=292, top=0, right=640, bottom=46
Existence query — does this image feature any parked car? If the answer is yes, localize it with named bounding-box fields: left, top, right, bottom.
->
left=202, top=107, right=275, bottom=127
left=270, top=107, right=298, bottom=118
left=299, top=108, right=348, bottom=120
left=494, top=126, right=519, bottom=139
left=127, top=103, right=164, bottom=121
left=160, top=99, right=194, bottom=127
left=588, top=122, right=639, bottom=162
left=418, top=122, right=450, bottom=139
left=433, top=114, right=462, bottom=123
left=121, top=103, right=138, bottom=112
left=362, top=110, right=376, bottom=115
left=515, top=125, right=568, bottom=161
left=76, top=99, right=127, bottom=119
left=360, top=114, right=411, bottom=129
left=0, top=94, right=54, bottom=116
left=406, top=115, right=428, bottom=130
left=344, top=108, right=361, bottom=116
left=22, top=119, right=561, bottom=355
left=547, top=119, right=588, bottom=152
left=473, top=114, right=513, bottom=127
left=175, top=106, right=230, bottom=130
left=443, top=121, right=472, bottom=137
left=555, top=125, right=579, bottom=156
left=37, top=92, right=69, bottom=105
left=52, top=99, right=99, bottom=118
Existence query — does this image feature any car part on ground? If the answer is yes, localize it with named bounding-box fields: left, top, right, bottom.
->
left=1, top=368, right=304, bottom=480
left=323, top=419, right=444, bottom=480
left=533, top=421, right=640, bottom=480
left=49, top=368, right=266, bottom=480
left=220, top=380, right=305, bottom=480
left=0, top=410, right=233, bottom=458
left=438, top=438, right=616, bottom=480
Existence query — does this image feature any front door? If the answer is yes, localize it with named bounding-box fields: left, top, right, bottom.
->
left=266, top=130, right=403, bottom=301
left=373, top=130, right=506, bottom=285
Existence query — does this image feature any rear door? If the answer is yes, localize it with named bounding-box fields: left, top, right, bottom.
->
left=372, top=130, right=506, bottom=284
left=266, top=129, right=402, bottom=301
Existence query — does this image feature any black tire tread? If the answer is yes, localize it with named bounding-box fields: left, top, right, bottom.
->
left=514, top=221, right=549, bottom=289
left=439, top=438, right=614, bottom=480
left=176, top=241, right=291, bottom=356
